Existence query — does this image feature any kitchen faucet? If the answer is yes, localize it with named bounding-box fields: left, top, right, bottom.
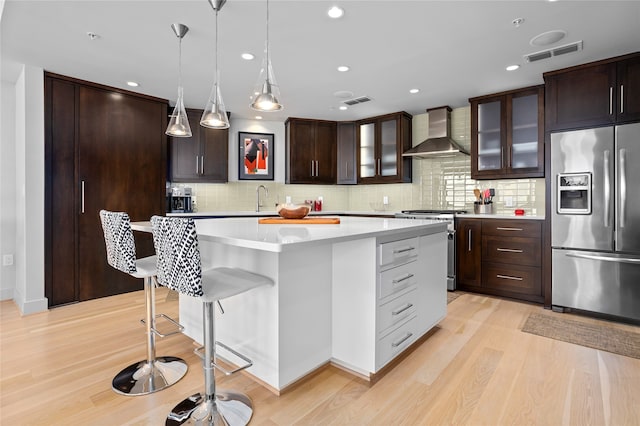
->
left=256, top=185, right=268, bottom=212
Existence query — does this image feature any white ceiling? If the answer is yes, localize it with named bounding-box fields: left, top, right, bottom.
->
left=2, top=1, right=639, bottom=122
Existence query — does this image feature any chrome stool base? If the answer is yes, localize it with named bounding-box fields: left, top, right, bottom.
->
left=166, top=391, right=253, bottom=425
left=112, top=356, right=188, bottom=396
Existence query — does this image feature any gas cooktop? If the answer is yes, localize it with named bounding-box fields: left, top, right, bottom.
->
left=400, top=209, right=467, bottom=215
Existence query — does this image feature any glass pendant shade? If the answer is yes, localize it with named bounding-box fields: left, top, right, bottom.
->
left=201, top=80, right=229, bottom=129
left=166, top=87, right=192, bottom=137
left=250, top=0, right=283, bottom=112
left=166, top=23, right=192, bottom=137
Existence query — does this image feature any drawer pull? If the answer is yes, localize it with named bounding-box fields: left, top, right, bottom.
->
left=496, top=227, right=523, bottom=231
left=497, top=248, right=523, bottom=253
left=393, top=246, right=415, bottom=254
left=392, top=273, right=414, bottom=285
left=392, top=303, right=414, bottom=316
left=392, top=332, right=413, bottom=348
left=497, top=274, right=523, bottom=281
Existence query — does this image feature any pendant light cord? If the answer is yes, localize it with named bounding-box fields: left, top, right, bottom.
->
left=178, top=33, right=183, bottom=94
left=266, top=0, right=270, bottom=82
left=215, top=8, right=219, bottom=86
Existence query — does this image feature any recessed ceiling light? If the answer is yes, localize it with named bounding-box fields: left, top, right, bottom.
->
left=506, top=64, right=520, bottom=71
left=127, top=81, right=139, bottom=87
left=327, top=6, right=344, bottom=19
left=86, top=32, right=99, bottom=40
left=255, top=116, right=263, bottom=120
left=241, top=53, right=255, bottom=60
left=409, top=88, right=420, bottom=94
left=337, top=65, right=350, bottom=72
left=339, top=106, right=348, bottom=110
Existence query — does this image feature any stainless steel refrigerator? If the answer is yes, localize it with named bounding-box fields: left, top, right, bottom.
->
left=551, top=122, right=640, bottom=322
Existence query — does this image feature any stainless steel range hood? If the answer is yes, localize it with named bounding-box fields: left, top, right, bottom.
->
left=403, top=106, right=470, bottom=157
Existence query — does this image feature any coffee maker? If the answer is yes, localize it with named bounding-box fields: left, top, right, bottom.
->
left=166, top=187, right=193, bottom=213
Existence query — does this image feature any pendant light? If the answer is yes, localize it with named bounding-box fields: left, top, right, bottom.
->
left=166, top=23, right=192, bottom=137
left=201, top=0, right=230, bottom=129
left=250, top=0, right=283, bottom=111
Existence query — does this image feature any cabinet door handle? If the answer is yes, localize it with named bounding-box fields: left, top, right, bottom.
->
left=201, top=155, right=204, bottom=174
left=310, top=161, right=314, bottom=177
left=392, top=273, right=414, bottom=284
left=392, top=303, right=414, bottom=316
left=345, top=161, right=348, bottom=177
left=392, top=332, right=413, bottom=348
left=468, top=229, right=472, bottom=251
left=497, top=274, right=523, bottom=281
left=497, top=248, right=523, bottom=253
left=81, top=180, right=85, bottom=214
left=393, top=246, right=415, bottom=254
left=496, top=227, right=523, bottom=231
left=316, top=160, right=319, bottom=177
left=377, top=158, right=381, bottom=175
left=620, top=84, right=624, bottom=114
left=609, top=87, right=613, bottom=115
left=196, top=156, right=200, bottom=174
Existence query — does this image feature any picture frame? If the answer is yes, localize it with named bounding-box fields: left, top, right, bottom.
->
left=238, top=131, right=274, bottom=180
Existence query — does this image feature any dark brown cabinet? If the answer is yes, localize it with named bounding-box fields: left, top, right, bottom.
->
left=456, top=218, right=543, bottom=303
left=337, top=122, right=357, bottom=184
left=285, top=118, right=337, bottom=184
left=45, top=73, right=167, bottom=306
left=456, top=218, right=482, bottom=288
left=470, top=85, right=544, bottom=180
left=544, top=52, right=640, bottom=131
left=357, top=112, right=412, bottom=184
left=169, top=108, right=228, bottom=183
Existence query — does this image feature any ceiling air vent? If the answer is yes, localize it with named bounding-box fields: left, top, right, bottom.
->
left=524, top=40, right=583, bottom=63
left=343, top=95, right=372, bottom=106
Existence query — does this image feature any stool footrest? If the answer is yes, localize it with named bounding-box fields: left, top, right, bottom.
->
left=140, top=313, right=184, bottom=337
left=193, top=341, right=253, bottom=376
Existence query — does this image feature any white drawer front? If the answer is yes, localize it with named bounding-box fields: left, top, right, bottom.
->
left=377, top=288, right=417, bottom=334
left=379, top=237, right=419, bottom=267
left=376, top=315, right=417, bottom=369
left=379, top=260, right=418, bottom=299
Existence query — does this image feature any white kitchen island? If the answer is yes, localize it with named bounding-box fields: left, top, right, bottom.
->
left=133, top=216, right=447, bottom=393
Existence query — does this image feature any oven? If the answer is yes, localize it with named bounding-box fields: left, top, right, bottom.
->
left=394, top=210, right=466, bottom=291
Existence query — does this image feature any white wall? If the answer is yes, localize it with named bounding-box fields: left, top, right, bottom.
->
left=5, top=65, right=47, bottom=313
left=0, top=80, right=17, bottom=300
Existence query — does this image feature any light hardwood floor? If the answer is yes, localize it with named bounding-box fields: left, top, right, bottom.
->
left=1, top=289, right=639, bottom=425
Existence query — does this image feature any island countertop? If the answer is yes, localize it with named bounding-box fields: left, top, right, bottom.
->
left=132, top=216, right=447, bottom=253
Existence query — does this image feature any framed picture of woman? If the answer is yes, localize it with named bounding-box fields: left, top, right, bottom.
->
left=238, top=131, right=274, bottom=180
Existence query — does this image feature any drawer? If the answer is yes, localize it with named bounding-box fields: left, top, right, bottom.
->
left=379, top=260, right=418, bottom=300
left=481, top=219, right=541, bottom=238
left=482, top=262, right=541, bottom=296
left=377, top=288, right=418, bottom=334
left=482, top=235, right=541, bottom=267
left=376, top=314, right=418, bottom=369
left=379, top=237, right=419, bottom=267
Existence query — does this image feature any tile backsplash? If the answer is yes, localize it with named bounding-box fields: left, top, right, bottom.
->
left=174, top=106, right=545, bottom=216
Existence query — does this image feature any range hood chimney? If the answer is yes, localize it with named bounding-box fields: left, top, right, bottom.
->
left=403, top=106, right=470, bottom=157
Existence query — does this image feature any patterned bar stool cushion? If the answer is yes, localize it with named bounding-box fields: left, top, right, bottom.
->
left=150, top=216, right=203, bottom=297
left=100, top=210, right=137, bottom=275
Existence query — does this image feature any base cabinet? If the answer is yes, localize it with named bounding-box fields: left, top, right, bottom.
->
left=456, top=218, right=543, bottom=303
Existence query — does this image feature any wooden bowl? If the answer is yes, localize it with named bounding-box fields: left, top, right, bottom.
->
left=276, top=203, right=312, bottom=219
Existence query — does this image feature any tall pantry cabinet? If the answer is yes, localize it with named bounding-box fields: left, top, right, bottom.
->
left=45, top=73, right=167, bottom=306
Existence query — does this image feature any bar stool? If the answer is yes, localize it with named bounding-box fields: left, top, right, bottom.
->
left=150, top=216, right=273, bottom=426
left=99, top=210, right=188, bottom=396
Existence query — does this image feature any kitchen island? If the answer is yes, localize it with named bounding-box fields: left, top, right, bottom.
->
left=132, top=216, right=447, bottom=393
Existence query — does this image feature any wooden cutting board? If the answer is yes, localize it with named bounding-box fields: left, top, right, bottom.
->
left=258, top=217, right=341, bottom=224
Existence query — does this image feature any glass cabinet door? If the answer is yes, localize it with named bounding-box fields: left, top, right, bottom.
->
left=511, top=93, right=539, bottom=169
left=380, top=118, right=397, bottom=176
left=359, top=122, right=375, bottom=178
left=477, top=101, right=502, bottom=171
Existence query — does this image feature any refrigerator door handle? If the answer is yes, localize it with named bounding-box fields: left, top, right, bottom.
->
left=619, top=148, right=626, bottom=228
left=566, top=252, right=640, bottom=265
left=604, top=150, right=611, bottom=227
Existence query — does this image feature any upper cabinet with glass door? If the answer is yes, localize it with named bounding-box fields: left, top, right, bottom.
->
left=357, top=111, right=412, bottom=184
left=470, top=85, right=544, bottom=179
